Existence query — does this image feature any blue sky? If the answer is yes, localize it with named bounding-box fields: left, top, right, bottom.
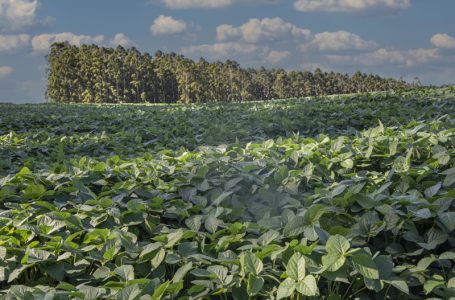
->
left=0, top=0, right=454, bottom=103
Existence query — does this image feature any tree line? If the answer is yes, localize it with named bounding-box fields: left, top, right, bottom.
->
left=46, top=42, right=410, bottom=103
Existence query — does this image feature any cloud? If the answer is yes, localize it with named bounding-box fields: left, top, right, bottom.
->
left=301, top=31, right=376, bottom=51
left=327, top=48, right=439, bottom=67
left=0, top=0, right=39, bottom=29
left=111, top=33, right=133, bottom=47
left=431, top=33, right=455, bottom=49
left=182, top=42, right=263, bottom=59
left=216, top=17, right=311, bottom=43
left=31, top=32, right=105, bottom=51
left=294, top=0, right=411, bottom=12
left=150, top=15, right=187, bottom=35
left=159, top=0, right=233, bottom=9
left=265, top=50, right=291, bottom=64
left=182, top=41, right=293, bottom=66
left=0, top=66, right=14, bottom=77
left=0, top=34, right=30, bottom=51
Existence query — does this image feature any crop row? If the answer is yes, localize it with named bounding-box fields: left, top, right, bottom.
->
left=0, top=115, right=454, bottom=299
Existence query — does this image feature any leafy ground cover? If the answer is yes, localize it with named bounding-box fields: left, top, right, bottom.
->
left=0, top=88, right=454, bottom=299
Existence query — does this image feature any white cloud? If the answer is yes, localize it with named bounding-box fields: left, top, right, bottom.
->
left=216, top=17, right=311, bottom=43
left=182, top=41, right=293, bottom=66
left=31, top=32, right=105, bottom=51
left=0, top=66, right=13, bottom=77
left=111, top=33, right=133, bottom=47
left=265, top=50, right=291, bottom=64
left=182, top=42, right=263, bottom=59
left=327, top=48, right=439, bottom=67
left=157, top=0, right=286, bottom=9
left=431, top=33, right=455, bottom=49
left=0, top=34, right=30, bottom=51
left=159, top=0, right=233, bottom=9
left=150, top=15, right=187, bottom=35
left=216, top=24, right=239, bottom=41
left=294, top=0, right=411, bottom=12
left=301, top=31, right=376, bottom=51
left=0, top=0, right=39, bottom=29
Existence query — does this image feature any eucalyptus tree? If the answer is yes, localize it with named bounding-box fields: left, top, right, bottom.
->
left=46, top=43, right=409, bottom=103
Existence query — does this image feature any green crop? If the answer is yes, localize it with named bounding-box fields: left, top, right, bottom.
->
left=0, top=87, right=454, bottom=299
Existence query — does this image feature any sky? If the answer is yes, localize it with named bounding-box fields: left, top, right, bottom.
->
left=0, top=0, right=455, bottom=103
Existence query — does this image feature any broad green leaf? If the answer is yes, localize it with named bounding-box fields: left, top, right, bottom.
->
left=303, top=204, right=326, bottom=225
left=258, top=230, right=280, bottom=246
left=424, top=276, right=445, bottom=295
left=204, top=215, right=219, bottom=234
left=115, top=265, right=135, bottom=282
left=140, top=243, right=162, bottom=260
left=116, top=284, right=142, bottom=300
left=240, top=252, right=263, bottom=275
left=393, top=156, right=409, bottom=172
left=296, top=275, right=318, bottom=296
left=247, top=274, right=264, bottom=296
left=286, top=252, right=306, bottom=281
left=340, top=159, right=353, bottom=169
left=352, top=253, right=379, bottom=280
left=374, top=255, right=393, bottom=280
left=151, top=248, right=166, bottom=269
left=424, top=182, right=441, bottom=198
left=172, top=262, right=193, bottom=283
left=207, top=265, right=228, bottom=283
left=385, top=278, right=409, bottom=294
left=276, top=278, right=296, bottom=300
left=325, top=235, right=350, bottom=255
left=151, top=281, right=170, bottom=300
left=166, top=230, right=183, bottom=248
left=185, top=215, right=202, bottom=232
left=322, top=253, right=346, bottom=272
left=438, top=212, right=455, bottom=232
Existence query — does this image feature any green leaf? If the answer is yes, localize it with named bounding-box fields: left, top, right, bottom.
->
left=276, top=278, right=296, bottom=300
left=424, top=276, right=445, bottom=295
left=212, top=191, right=234, bottom=206
left=41, top=263, right=65, bottom=281
left=115, top=265, right=135, bottom=282
left=172, top=262, right=193, bottom=283
left=166, top=230, right=183, bottom=248
left=283, top=216, right=305, bottom=237
left=393, top=156, right=409, bottom=173
left=321, top=253, right=346, bottom=272
left=0, top=247, right=6, bottom=260
left=296, top=275, right=318, bottom=296
left=325, top=235, right=350, bottom=255
left=385, top=278, right=409, bottom=295
left=151, top=281, right=170, bottom=300
left=258, top=230, right=280, bottom=246
left=438, top=212, right=455, bottom=232
left=286, top=252, right=306, bottom=281
left=340, top=159, right=353, bottom=169
left=8, top=265, right=28, bottom=283
left=185, top=215, right=202, bottom=232
left=352, top=253, right=379, bottom=280
left=240, top=252, right=263, bottom=275
left=151, top=248, right=166, bottom=269
left=140, top=243, right=162, bottom=261
left=247, top=274, right=264, bottom=296
left=116, top=284, right=142, bottom=300
left=303, top=204, right=326, bottom=225
left=374, top=255, right=393, bottom=280
left=424, top=182, right=441, bottom=198
left=207, top=265, right=228, bottom=283
left=204, top=215, right=219, bottom=234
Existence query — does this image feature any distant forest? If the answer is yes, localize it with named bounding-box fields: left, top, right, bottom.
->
left=46, top=42, right=410, bottom=103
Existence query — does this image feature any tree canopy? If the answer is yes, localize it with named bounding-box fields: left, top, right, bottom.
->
left=46, top=42, right=409, bottom=103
